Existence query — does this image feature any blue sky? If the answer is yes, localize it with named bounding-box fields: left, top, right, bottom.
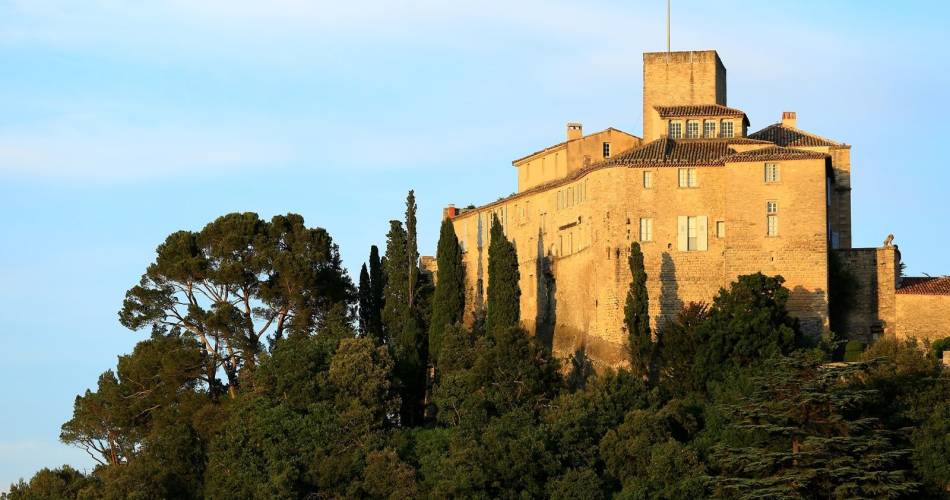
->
left=1, top=0, right=948, bottom=488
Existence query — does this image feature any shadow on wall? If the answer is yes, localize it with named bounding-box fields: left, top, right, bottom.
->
left=566, top=344, right=596, bottom=390
left=789, top=285, right=828, bottom=339
left=659, top=252, right=682, bottom=328
left=535, top=228, right=556, bottom=352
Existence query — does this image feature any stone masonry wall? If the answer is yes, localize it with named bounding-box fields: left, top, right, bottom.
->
left=643, top=51, right=726, bottom=141
left=895, top=294, right=950, bottom=342
left=451, top=156, right=830, bottom=369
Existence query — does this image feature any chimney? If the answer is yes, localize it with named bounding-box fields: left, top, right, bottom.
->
left=566, top=122, right=583, bottom=141
left=781, top=111, right=797, bottom=128
left=442, top=204, right=458, bottom=220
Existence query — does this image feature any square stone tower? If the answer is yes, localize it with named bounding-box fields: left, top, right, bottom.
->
left=643, top=50, right=727, bottom=140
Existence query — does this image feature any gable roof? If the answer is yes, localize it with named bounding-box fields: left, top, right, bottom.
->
left=511, top=127, right=639, bottom=165
left=897, top=276, right=950, bottom=295
left=748, top=123, right=847, bottom=148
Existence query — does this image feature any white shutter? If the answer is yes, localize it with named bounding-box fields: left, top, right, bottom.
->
left=677, top=216, right=688, bottom=251
left=697, top=216, right=708, bottom=251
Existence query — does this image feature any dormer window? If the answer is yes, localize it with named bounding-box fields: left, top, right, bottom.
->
left=669, top=121, right=683, bottom=139
left=686, top=120, right=700, bottom=139
left=703, top=120, right=716, bottom=138
left=720, top=119, right=734, bottom=138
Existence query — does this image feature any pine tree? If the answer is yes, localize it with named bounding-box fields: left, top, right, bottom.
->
left=429, top=218, right=465, bottom=364
left=485, top=214, right=520, bottom=335
left=710, top=354, right=919, bottom=498
left=358, top=263, right=372, bottom=337
left=624, top=242, right=653, bottom=381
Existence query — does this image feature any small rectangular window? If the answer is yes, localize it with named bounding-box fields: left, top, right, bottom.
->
left=703, top=120, right=716, bottom=138
left=716, top=220, right=725, bottom=238
left=765, top=163, right=780, bottom=183
left=669, top=121, right=683, bottom=139
left=602, top=142, right=611, bottom=158
left=639, top=218, right=654, bottom=242
left=720, top=120, right=734, bottom=138
left=643, top=171, right=653, bottom=189
left=767, top=201, right=778, bottom=236
left=678, top=168, right=697, bottom=188
left=686, top=120, right=700, bottom=139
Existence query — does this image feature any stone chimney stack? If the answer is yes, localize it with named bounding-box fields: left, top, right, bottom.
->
left=782, top=111, right=797, bottom=128
left=566, top=122, right=583, bottom=141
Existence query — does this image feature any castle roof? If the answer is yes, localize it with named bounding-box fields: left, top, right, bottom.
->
left=654, top=104, right=750, bottom=126
left=725, top=145, right=829, bottom=162
left=602, top=138, right=827, bottom=167
left=748, top=123, right=848, bottom=148
left=897, top=276, right=950, bottom=295
left=606, top=137, right=733, bottom=166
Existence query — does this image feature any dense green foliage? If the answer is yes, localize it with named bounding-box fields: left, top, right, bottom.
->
left=485, top=214, right=520, bottom=335
left=10, top=208, right=950, bottom=499
left=428, top=218, right=465, bottom=364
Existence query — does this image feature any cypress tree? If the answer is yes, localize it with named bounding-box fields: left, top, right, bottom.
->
left=358, top=263, right=372, bottom=337
left=624, top=242, right=653, bottom=381
left=382, top=213, right=426, bottom=426
left=485, top=214, right=520, bottom=335
left=405, top=190, right=420, bottom=309
left=368, top=245, right=385, bottom=342
left=429, top=218, right=465, bottom=364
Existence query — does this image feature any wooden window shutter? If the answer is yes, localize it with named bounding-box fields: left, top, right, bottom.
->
left=697, top=216, right=708, bottom=251
left=677, top=216, right=688, bottom=251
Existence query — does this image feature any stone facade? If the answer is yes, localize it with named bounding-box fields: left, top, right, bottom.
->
left=434, top=48, right=945, bottom=367
left=896, top=294, right=950, bottom=343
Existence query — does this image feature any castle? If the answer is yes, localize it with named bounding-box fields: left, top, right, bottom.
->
left=434, top=50, right=950, bottom=368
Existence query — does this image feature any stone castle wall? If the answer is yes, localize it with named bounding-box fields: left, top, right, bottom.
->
left=452, top=156, right=830, bottom=368
left=895, top=294, right=950, bottom=342
left=643, top=51, right=726, bottom=141
left=834, top=246, right=899, bottom=341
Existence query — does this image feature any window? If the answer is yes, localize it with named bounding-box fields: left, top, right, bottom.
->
left=643, top=171, right=653, bottom=189
left=677, top=216, right=708, bottom=252
left=639, top=218, right=654, bottom=242
left=669, top=121, right=683, bottom=139
left=716, top=220, right=725, bottom=238
left=720, top=120, right=734, bottom=138
left=703, top=120, right=716, bottom=138
left=765, top=163, right=780, bottom=183
left=678, top=168, right=697, bottom=188
left=602, top=142, right=611, bottom=158
left=767, top=201, right=778, bottom=237
left=686, top=120, right=700, bottom=138
left=687, top=217, right=698, bottom=250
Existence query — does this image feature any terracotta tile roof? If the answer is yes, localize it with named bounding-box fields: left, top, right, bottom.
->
left=725, top=145, right=829, bottom=162
left=725, top=137, right=774, bottom=145
left=897, top=277, right=950, bottom=295
left=605, top=138, right=734, bottom=166
left=654, top=104, right=747, bottom=118
left=748, top=123, right=846, bottom=148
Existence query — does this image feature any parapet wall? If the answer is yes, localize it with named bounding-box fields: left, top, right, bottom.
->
left=834, top=246, right=899, bottom=341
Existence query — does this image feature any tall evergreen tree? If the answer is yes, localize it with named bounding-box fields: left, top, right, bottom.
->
left=624, top=242, right=653, bottom=381
left=429, top=218, right=465, bottom=364
left=367, top=245, right=386, bottom=343
left=382, top=218, right=427, bottom=426
left=358, top=264, right=372, bottom=337
left=405, top=190, right=420, bottom=309
left=485, top=214, right=520, bottom=335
